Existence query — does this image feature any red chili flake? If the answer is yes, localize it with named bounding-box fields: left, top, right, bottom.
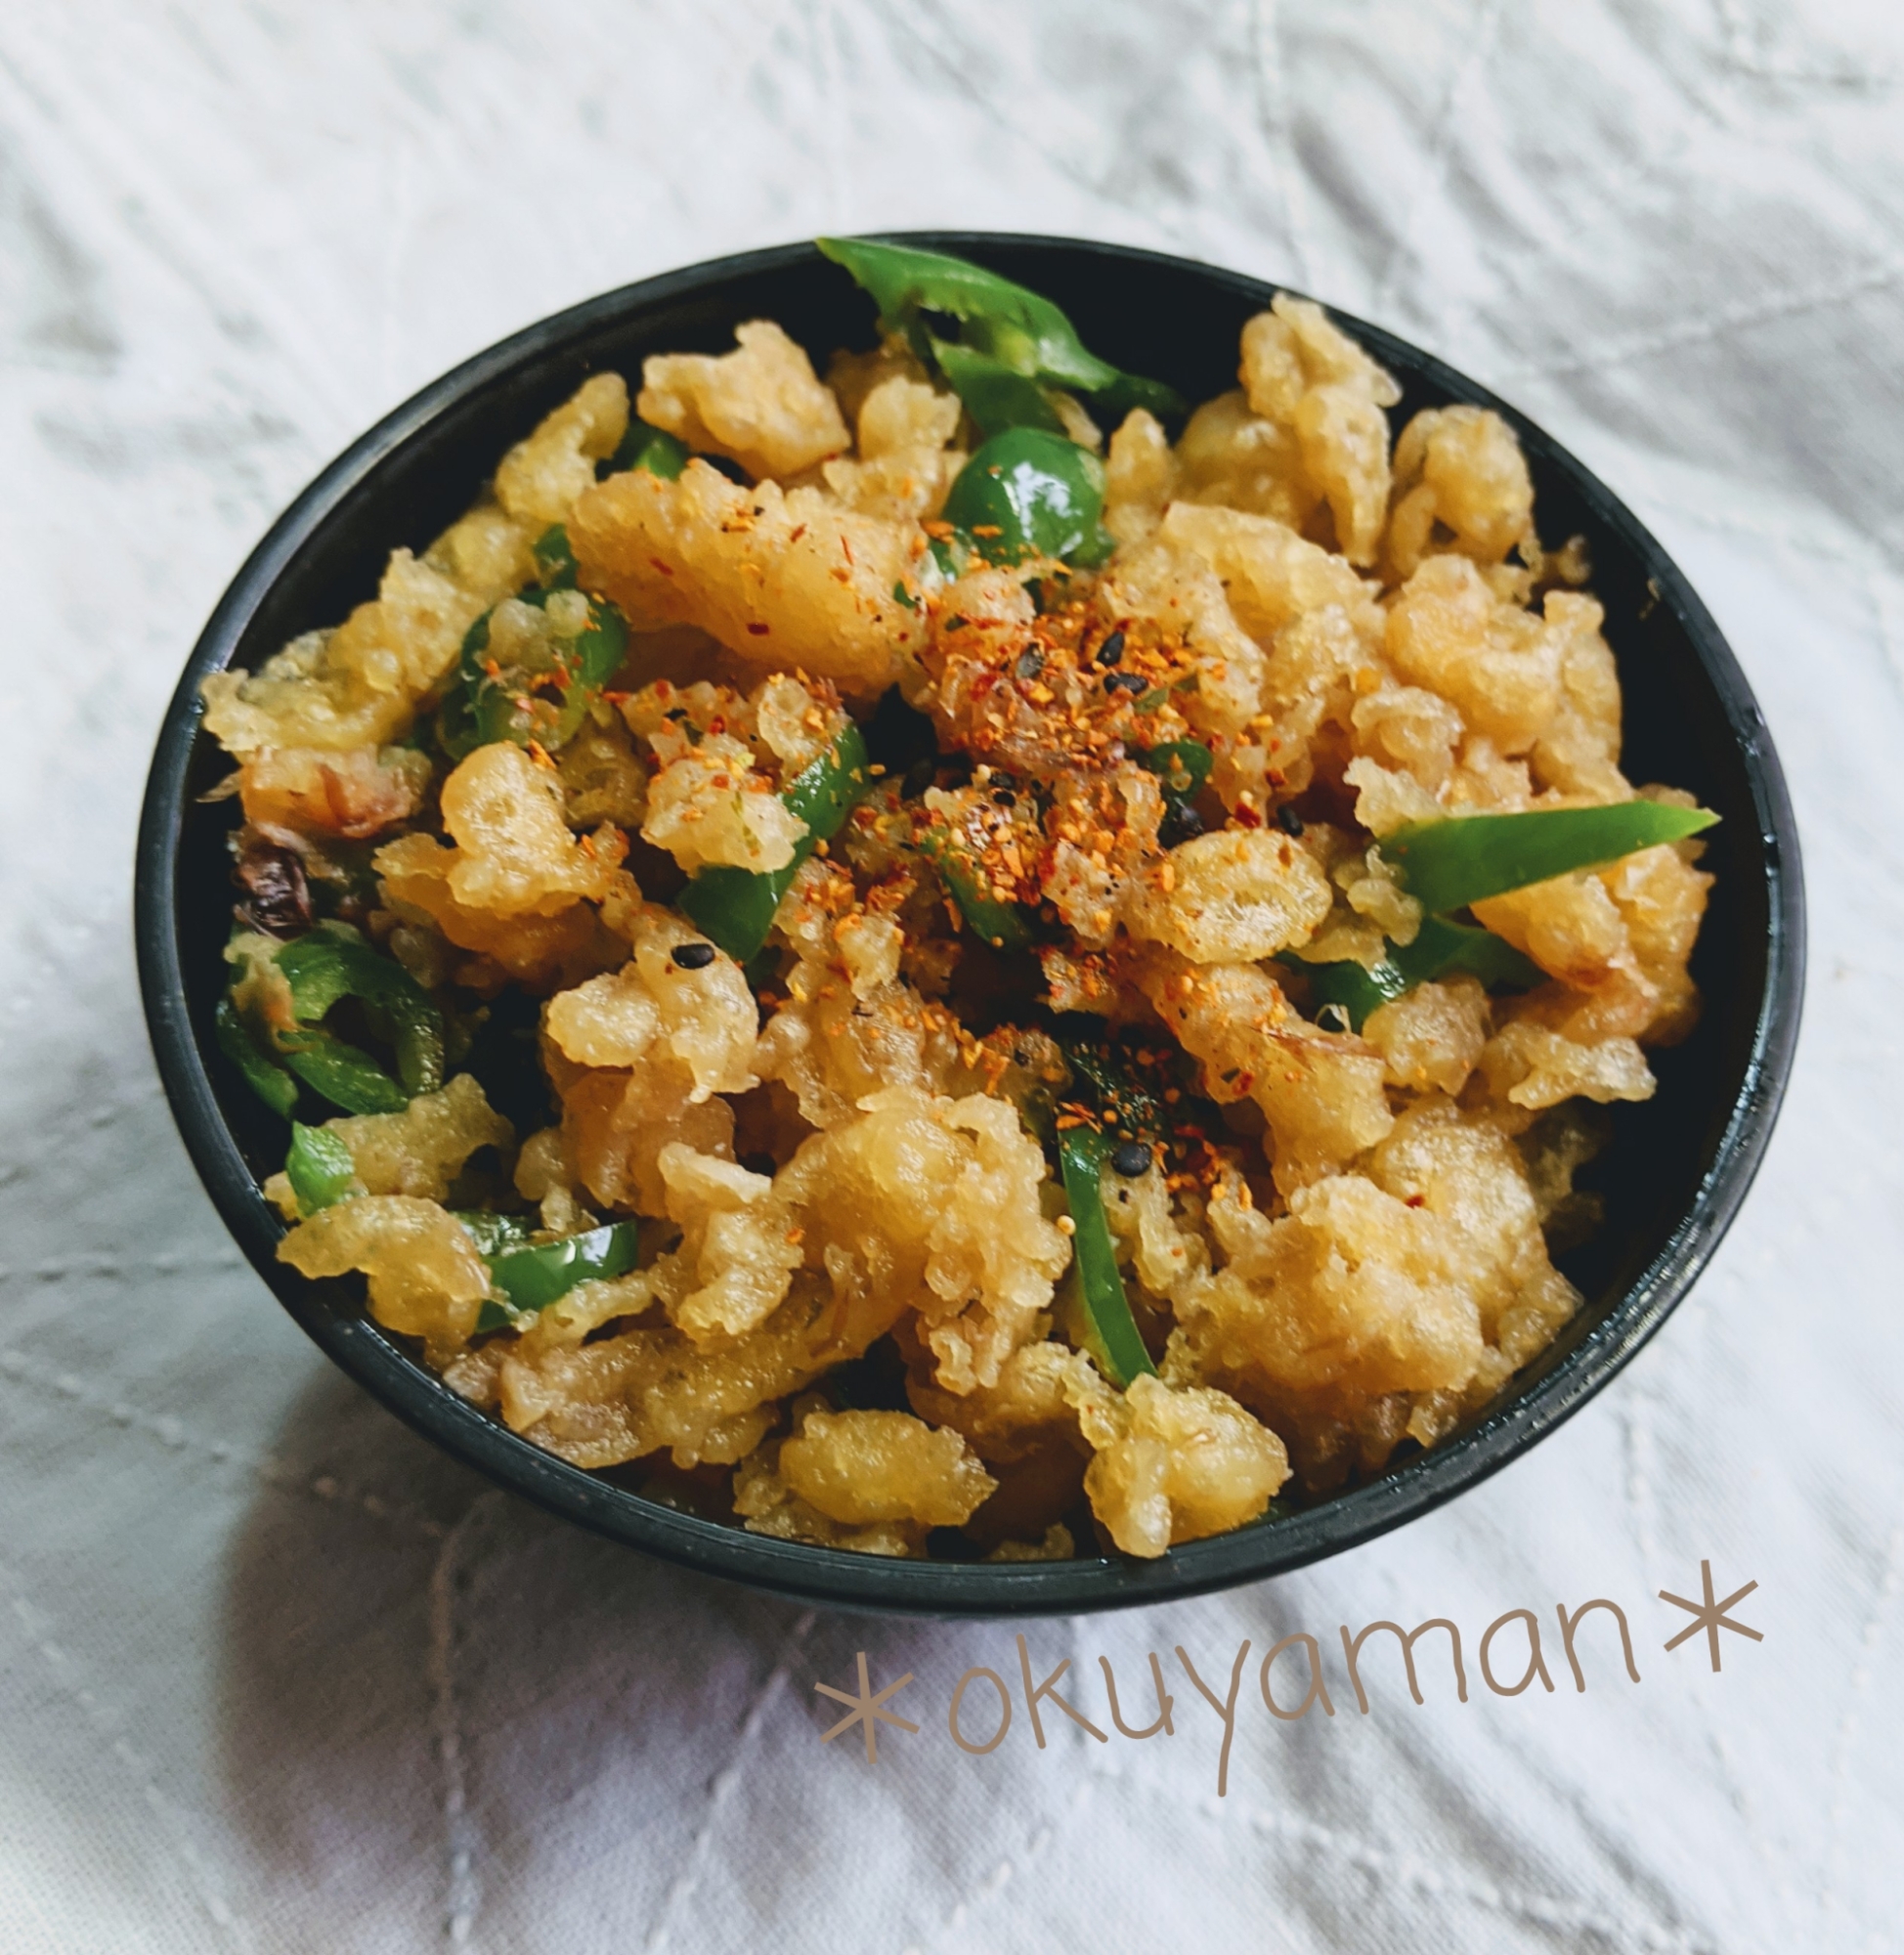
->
left=841, top=536, right=855, bottom=566
left=649, top=557, right=675, bottom=577
left=1406, top=1194, right=1426, bottom=1208
left=746, top=622, right=771, bottom=635
left=1233, top=802, right=1264, bottom=829
left=789, top=524, right=807, bottom=543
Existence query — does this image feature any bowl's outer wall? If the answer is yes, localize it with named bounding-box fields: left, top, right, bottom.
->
left=137, top=237, right=1803, bottom=1617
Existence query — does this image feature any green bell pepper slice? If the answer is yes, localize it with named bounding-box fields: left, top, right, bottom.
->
left=1058, top=1128, right=1158, bottom=1391
left=677, top=720, right=873, bottom=963
left=815, top=236, right=1185, bottom=426
left=532, top=523, right=580, bottom=589
left=274, top=924, right=446, bottom=1101
left=941, top=428, right=1115, bottom=568
left=1137, top=740, right=1214, bottom=801
left=454, top=1210, right=535, bottom=1258
left=470, top=1219, right=639, bottom=1331
left=929, top=339, right=1068, bottom=441
left=221, top=923, right=446, bottom=1119
left=1286, top=915, right=1545, bottom=1032
left=215, top=996, right=298, bottom=1118
left=600, top=417, right=689, bottom=481
left=920, top=832, right=1033, bottom=951
left=283, top=1122, right=361, bottom=1215
left=1380, top=803, right=1718, bottom=916
left=443, top=585, right=630, bottom=760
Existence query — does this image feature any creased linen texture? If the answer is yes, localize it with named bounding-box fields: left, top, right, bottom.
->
left=2, top=2, right=1900, bottom=1950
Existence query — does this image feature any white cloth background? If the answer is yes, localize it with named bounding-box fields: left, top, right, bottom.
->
left=2, top=3, right=1900, bottom=1950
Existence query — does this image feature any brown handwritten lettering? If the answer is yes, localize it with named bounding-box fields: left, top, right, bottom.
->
left=1100, top=1652, right=1176, bottom=1739
left=947, top=1668, right=1013, bottom=1754
left=1339, top=1619, right=1469, bottom=1711
left=1480, top=1609, right=1555, bottom=1697
left=1260, top=1631, right=1336, bottom=1720
left=1554, top=1598, right=1642, bottom=1691
left=1176, top=1641, right=1252, bottom=1797
left=1016, top=1634, right=1107, bottom=1747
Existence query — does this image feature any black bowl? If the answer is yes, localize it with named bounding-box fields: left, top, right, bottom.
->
left=135, top=236, right=1803, bottom=1617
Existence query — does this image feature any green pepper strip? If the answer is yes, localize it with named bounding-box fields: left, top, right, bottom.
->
left=1136, top=738, right=1214, bottom=818
left=1058, top=1129, right=1157, bottom=1391
left=930, top=338, right=1067, bottom=440
left=532, top=523, right=579, bottom=588
left=274, top=924, right=445, bottom=1100
left=454, top=1211, right=535, bottom=1257
left=1285, top=916, right=1545, bottom=1032
left=600, top=417, right=688, bottom=481
left=815, top=236, right=1185, bottom=425
left=471, top=1220, right=639, bottom=1331
left=1381, top=803, right=1718, bottom=916
left=442, top=580, right=630, bottom=760
left=921, top=834, right=1033, bottom=951
left=677, top=721, right=873, bottom=963
left=222, top=928, right=441, bottom=1119
left=940, top=428, right=1115, bottom=568
left=215, top=997, right=297, bottom=1117
left=284, top=1122, right=360, bottom=1215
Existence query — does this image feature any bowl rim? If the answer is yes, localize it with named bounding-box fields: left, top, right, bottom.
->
left=135, top=232, right=1805, bottom=1618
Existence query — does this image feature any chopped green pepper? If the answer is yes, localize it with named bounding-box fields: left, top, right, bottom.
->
left=532, top=523, right=579, bottom=589
left=928, top=531, right=972, bottom=580
left=276, top=925, right=445, bottom=1100
left=442, top=584, right=630, bottom=760
left=921, top=833, right=1033, bottom=951
left=214, top=996, right=297, bottom=1117
left=677, top=720, right=873, bottom=963
left=600, top=417, right=689, bottom=481
left=223, top=924, right=447, bottom=1118
left=471, top=1220, right=639, bottom=1331
left=1137, top=739, right=1214, bottom=846
left=1285, top=915, right=1545, bottom=1032
left=1380, top=802, right=1717, bottom=915
left=940, top=428, right=1115, bottom=568
left=929, top=339, right=1068, bottom=441
left=283, top=1122, right=361, bottom=1215
left=1059, top=1040, right=1166, bottom=1144
left=1137, top=739, right=1215, bottom=803
left=815, top=236, right=1185, bottom=428
left=1058, top=1128, right=1158, bottom=1390
left=454, top=1210, right=535, bottom=1258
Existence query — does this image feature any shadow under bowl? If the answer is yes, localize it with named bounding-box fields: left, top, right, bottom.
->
left=135, top=235, right=1804, bottom=1618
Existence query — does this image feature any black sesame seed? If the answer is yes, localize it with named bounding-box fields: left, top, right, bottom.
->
left=671, top=940, right=717, bottom=969
left=991, top=788, right=1017, bottom=807
left=1103, top=670, right=1147, bottom=695
left=1159, top=804, right=1205, bottom=847
left=1015, top=647, right=1045, bottom=679
left=1111, top=1140, right=1152, bottom=1178
left=1095, top=629, right=1127, bottom=668
left=1276, top=804, right=1305, bottom=836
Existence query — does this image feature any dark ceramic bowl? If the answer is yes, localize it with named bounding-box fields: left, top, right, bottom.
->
left=136, top=236, right=1802, bottom=1617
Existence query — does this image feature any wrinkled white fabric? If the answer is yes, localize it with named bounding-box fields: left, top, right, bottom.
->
left=1, top=3, right=1901, bottom=1950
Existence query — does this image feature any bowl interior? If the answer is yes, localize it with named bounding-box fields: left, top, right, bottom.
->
left=140, top=236, right=1802, bottom=1616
